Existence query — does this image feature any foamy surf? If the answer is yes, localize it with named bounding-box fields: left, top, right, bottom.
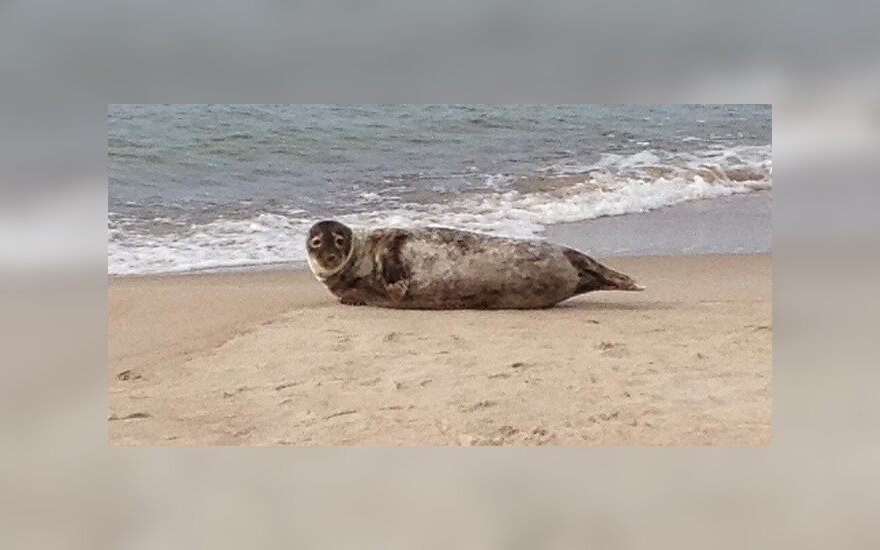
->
left=108, top=145, right=770, bottom=275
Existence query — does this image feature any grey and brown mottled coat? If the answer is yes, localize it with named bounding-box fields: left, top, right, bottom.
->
left=306, top=221, right=643, bottom=310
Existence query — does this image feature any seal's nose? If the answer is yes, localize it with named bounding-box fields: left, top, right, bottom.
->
left=327, top=254, right=338, bottom=263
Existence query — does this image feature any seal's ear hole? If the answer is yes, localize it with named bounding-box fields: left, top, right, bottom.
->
left=309, top=237, right=322, bottom=248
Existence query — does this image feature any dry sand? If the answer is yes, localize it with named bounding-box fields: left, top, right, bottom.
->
left=108, top=254, right=771, bottom=445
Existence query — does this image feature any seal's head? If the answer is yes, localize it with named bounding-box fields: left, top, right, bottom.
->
left=306, top=220, right=354, bottom=277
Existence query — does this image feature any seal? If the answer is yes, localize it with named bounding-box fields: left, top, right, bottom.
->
left=306, top=220, right=644, bottom=310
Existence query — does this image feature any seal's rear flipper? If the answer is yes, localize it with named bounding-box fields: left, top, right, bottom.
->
left=608, top=275, right=645, bottom=291
left=597, top=267, right=644, bottom=291
left=563, top=248, right=645, bottom=293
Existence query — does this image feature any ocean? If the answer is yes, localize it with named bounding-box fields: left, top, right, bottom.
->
left=108, top=104, right=771, bottom=275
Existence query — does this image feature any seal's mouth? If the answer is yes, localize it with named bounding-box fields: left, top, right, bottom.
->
left=310, top=248, right=349, bottom=271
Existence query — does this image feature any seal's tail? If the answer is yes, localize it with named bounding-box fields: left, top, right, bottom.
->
left=600, top=267, right=645, bottom=291
left=563, top=249, right=645, bottom=293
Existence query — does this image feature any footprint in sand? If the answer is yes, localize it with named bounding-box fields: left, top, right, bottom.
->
left=459, top=400, right=497, bottom=413
left=323, top=409, right=358, bottom=420
left=487, top=362, right=532, bottom=380
left=109, top=412, right=151, bottom=421
left=595, top=341, right=629, bottom=358
left=462, top=425, right=556, bottom=445
left=116, top=370, right=143, bottom=381
left=331, top=334, right=352, bottom=351
left=380, top=404, right=415, bottom=411
left=222, top=386, right=254, bottom=398
left=587, top=411, right=619, bottom=423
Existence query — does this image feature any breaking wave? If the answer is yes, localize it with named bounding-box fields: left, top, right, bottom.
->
left=108, top=145, right=770, bottom=275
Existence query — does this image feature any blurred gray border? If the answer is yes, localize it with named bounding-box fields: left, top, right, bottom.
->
left=3, top=1, right=879, bottom=548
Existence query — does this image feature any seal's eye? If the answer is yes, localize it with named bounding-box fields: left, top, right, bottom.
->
left=334, top=235, right=345, bottom=248
left=309, top=237, right=322, bottom=248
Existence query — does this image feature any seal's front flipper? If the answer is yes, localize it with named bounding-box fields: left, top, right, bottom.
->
left=385, top=280, right=409, bottom=302
left=375, top=230, right=411, bottom=304
left=339, top=289, right=369, bottom=306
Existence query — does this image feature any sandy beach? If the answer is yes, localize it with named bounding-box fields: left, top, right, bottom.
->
left=108, top=253, right=771, bottom=445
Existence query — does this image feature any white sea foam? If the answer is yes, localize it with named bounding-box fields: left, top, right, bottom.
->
left=108, top=145, right=771, bottom=275
left=482, top=173, right=516, bottom=189
left=108, top=213, right=315, bottom=275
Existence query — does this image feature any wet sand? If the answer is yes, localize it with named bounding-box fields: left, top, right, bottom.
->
left=544, top=191, right=772, bottom=257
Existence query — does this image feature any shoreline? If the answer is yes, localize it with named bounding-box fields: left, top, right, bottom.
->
left=109, top=252, right=772, bottom=445
left=109, top=191, right=772, bottom=279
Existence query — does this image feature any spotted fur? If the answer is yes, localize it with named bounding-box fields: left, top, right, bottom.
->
left=306, top=221, right=643, bottom=309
